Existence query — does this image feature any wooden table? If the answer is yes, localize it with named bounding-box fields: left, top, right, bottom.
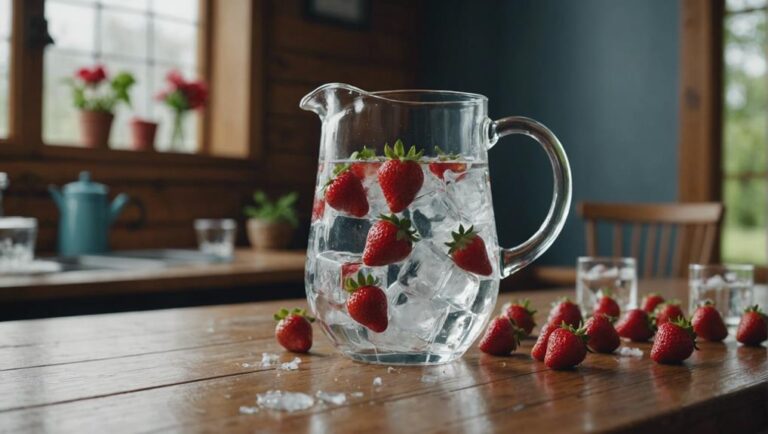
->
left=1, top=279, right=766, bottom=433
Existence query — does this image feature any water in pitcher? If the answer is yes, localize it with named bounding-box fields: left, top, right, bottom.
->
left=305, top=153, right=500, bottom=364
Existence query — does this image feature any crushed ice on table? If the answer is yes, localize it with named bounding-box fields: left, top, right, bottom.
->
left=617, top=347, right=644, bottom=357
left=239, top=406, right=259, bottom=415
left=261, top=352, right=280, bottom=367
left=315, top=391, right=347, bottom=406
left=278, top=357, right=302, bottom=371
left=420, top=374, right=439, bottom=384
left=373, top=377, right=383, bottom=387
left=387, top=366, right=398, bottom=374
left=255, top=390, right=314, bottom=412
left=350, top=392, right=364, bottom=398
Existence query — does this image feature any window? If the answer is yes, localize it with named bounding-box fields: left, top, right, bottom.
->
left=0, top=0, right=10, bottom=139
left=43, top=0, right=201, bottom=152
left=722, top=0, right=767, bottom=264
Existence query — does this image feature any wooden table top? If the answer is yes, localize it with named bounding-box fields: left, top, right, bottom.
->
left=1, top=279, right=766, bottom=433
left=0, top=249, right=305, bottom=302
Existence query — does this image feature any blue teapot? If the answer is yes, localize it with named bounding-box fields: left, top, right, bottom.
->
left=49, top=171, right=130, bottom=256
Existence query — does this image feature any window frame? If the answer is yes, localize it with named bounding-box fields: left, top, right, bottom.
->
left=0, top=0, right=263, bottom=169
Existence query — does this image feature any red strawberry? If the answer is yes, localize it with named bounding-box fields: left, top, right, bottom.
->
left=362, top=214, right=419, bottom=266
left=544, top=323, right=589, bottom=370
left=274, top=308, right=314, bottom=353
left=345, top=272, right=388, bottom=333
left=341, top=262, right=361, bottom=284
left=311, top=197, right=325, bottom=222
left=445, top=225, right=493, bottom=276
left=428, top=146, right=467, bottom=181
left=531, top=322, right=556, bottom=361
left=615, top=309, right=655, bottom=342
left=504, top=299, right=537, bottom=336
left=584, top=314, right=620, bottom=353
left=736, top=305, right=768, bottom=346
left=593, top=293, right=620, bottom=319
left=325, top=168, right=369, bottom=217
left=691, top=301, right=728, bottom=342
left=655, top=302, right=685, bottom=326
left=377, top=140, right=424, bottom=213
left=651, top=318, right=697, bottom=364
left=642, top=293, right=665, bottom=313
left=479, top=315, right=525, bottom=356
left=547, top=298, right=583, bottom=328
left=348, top=146, right=381, bottom=180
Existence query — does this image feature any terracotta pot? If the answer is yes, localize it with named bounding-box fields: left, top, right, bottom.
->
left=247, top=219, right=293, bottom=250
left=79, top=110, right=114, bottom=149
left=130, top=119, right=158, bottom=151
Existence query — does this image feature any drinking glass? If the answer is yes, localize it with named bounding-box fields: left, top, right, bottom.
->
left=576, top=257, right=638, bottom=317
left=194, top=219, right=236, bottom=260
left=689, top=264, right=754, bottom=329
left=0, top=217, right=37, bottom=270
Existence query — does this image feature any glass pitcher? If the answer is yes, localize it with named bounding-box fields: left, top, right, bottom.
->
left=301, top=83, right=571, bottom=365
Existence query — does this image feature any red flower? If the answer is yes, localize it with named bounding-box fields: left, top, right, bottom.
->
left=158, top=70, right=208, bottom=111
left=166, top=70, right=185, bottom=87
left=76, top=65, right=107, bottom=85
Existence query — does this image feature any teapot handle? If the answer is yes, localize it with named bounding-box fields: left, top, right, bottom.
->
left=487, top=116, right=572, bottom=278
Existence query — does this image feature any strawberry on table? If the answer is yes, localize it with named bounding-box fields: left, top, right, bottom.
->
left=691, top=301, right=728, bottom=342
left=651, top=318, right=697, bottom=364
left=736, top=305, right=768, bottom=346
left=274, top=308, right=314, bottom=353
left=348, top=146, right=380, bottom=180
left=593, top=292, right=620, bottom=320
left=345, top=272, right=388, bottom=333
left=615, top=309, right=656, bottom=342
left=545, top=323, right=589, bottom=370
left=325, top=166, right=369, bottom=218
left=445, top=224, right=493, bottom=276
left=428, top=146, right=467, bottom=181
left=547, top=298, right=583, bottom=328
left=531, top=322, right=557, bottom=361
left=362, top=214, right=419, bottom=266
left=642, top=293, right=665, bottom=313
left=654, top=301, right=685, bottom=326
left=377, top=139, right=424, bottom=213
left=584, top=314, right=620, bottom=354
left=479, top=316, right=525, bottom=356
left=504, top=299, right=537, bottom=336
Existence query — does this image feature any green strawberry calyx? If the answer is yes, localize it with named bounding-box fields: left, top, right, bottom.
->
left=445, top=224, right=479, bottom=254
left=434, top=145, right=461, bottom=162
left=274, top=307, right=315, bottom=323
left=351, top=146, right=377, bottom=161
left=501, top=315, right=526, bottom=344
left=670, top=317, right=698, bottom=350
left=598, top=288, right=615, bottom=299
left=344, top=271, right=380, bottom=293
left=745, top=304, right=764, bottom=315
left=551, top=297, right=575, bottom=309
left=384, top=139, right=423, bottom=162
left=380, top=214, right=420, bottom=242
left=514, top=298, right=537, bottom=316
left=559, top=321, right=590, bottom=345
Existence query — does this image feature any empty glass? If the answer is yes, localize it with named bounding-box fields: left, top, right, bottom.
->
left=0, top=217, right=37, bottom=270
left=689, top=264, right=754, bottom=329
left=576, top=257, right=638, bottom=317
left=194, top=219, right=236, bottom=260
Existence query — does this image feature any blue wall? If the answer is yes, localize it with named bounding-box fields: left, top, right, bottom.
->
left=420, top=0, right=680, bottom=266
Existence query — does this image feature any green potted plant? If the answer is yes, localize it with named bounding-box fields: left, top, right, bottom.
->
left=66, top=65, right=135, bottom=149
left=244, top=191, right=299, bottom=250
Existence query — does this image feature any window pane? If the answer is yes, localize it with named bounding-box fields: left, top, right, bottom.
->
left=101, top=10, right=148, bottom=59
left=0, top=0, right=11, bottom=39
left=153, top=19, right=196, bottom=66
left=151, top=65, right=198, bottom=153
left=728, top=0, right=768, bottom=12
left=46, top=2, right=96, bottom=52
left=100, top=0, right=148, bottom=11
left=723, top=178, right=767, bottom=264
left=43, top=51, right=94, bottom=145
left=152, top=0, right=198, bottom=23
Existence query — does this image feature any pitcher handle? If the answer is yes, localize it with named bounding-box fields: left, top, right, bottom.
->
left=488, top=116, right=572, bottom=278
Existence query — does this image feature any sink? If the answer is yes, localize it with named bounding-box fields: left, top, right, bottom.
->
left=50, top=249, right=228, bottom=272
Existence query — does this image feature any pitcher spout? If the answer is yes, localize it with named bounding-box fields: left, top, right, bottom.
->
left=299, top=83, right=369, bottom=119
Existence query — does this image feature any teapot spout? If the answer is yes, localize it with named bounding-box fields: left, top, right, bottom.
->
left=299, top=83, right=369, bottom=119
left=109, top=193, right=130, bottom=224
left=48, top=186, right=64, bottom=211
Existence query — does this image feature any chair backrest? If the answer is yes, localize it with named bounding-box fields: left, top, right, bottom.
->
left=578, top=202, right=724, bottom=278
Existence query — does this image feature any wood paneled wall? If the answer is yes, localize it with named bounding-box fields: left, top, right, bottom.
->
left=2, top=0, right=420, bottom=254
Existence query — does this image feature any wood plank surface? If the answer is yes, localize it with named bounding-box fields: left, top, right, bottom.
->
left=0, top=279, right=766, bottom=433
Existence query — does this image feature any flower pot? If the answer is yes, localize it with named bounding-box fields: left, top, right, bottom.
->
left=246, top=219, right=293, bottom=250
left=79, top=110, right=114, bottom=149
left=130, top=118, right=158, bottom=151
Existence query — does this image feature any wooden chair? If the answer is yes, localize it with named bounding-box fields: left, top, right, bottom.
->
left=578, top=202, right=724, bottom=278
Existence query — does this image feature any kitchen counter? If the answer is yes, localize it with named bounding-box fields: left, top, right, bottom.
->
left=0, top=249, right=306, bottom=302
left=1, top=279, right=766, bottom=433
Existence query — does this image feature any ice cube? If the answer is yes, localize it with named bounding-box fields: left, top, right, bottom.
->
left=395, top=241, right=452, bottom=299
left=437, top=265, right=480, bottom=309
left=326, top=213, right=372, bottom=253
left=278, top=357, right=302, bottom=371
left=409, top=190, right=462, bottom=244
left=315, top=251, right=387, bottom=304
left=432, top=308, right=478, bottom=351
left=239, top=406, right=259, bottom=415
left=256, top=390, right=314, bottom=412
left=373, top=377, right=383, bottom=387
left=445, top=167, right=494, bottom=224
left=363, top=172, right=389, bottom=217
left=386, top=291, right=450, bottom=343
left=617, top=347, right=644, bottom=357
left=315, top=391, right=347, bottom=405
left=261, top=352, right=280, bottom=367
left=313, top=295, right=374, bottom=351
left=470, top=279, right=498, bottom=316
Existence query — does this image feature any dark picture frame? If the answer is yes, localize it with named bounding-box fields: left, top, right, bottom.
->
left=303, top=0, right=371, bottom=30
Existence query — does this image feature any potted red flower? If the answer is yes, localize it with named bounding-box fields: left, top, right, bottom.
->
left=156, top=71, right=208, bottom=151
left=67, top=65, right=135, bottom=149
